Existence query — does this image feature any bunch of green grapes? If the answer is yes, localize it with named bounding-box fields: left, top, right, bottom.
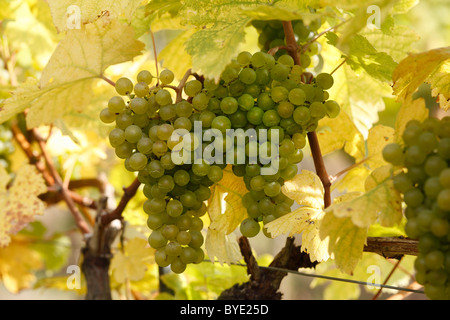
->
left=100, top=47, right=340, bottom=272
left=251, top=19, right=323, bottom=71
left=0, top=124, right=14, bottom=171
left=383, top=117, right=450, bottom=300
left=221, top=51, right=339, bottom=238
left=100, top=70, right=214, bottom=274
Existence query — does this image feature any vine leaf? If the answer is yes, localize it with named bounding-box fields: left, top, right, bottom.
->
left=180, top=0, right=270, bottom=81
left=110, top=237, right=154, bottom=283
left=394, top=97, right=429, bottom=144
left=47, top=0, right=143, bottom=33
left=265, top=170, right=330, bottom=263
left=393, top=46, right=450, bottom=110
left=0, top=165, right=47, bottom=248
left=206, top=166, right=248, bottom=264
left=0, top=237, right=43, bottom=293
left=0, top=17, right=145, bottom=128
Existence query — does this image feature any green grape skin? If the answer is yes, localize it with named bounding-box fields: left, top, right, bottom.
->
left=247, top=107, right=264, bottom=125
left=263, top=110, right=281, bottom=127
left=170, top=258, right=187, bottom=274
left=257, top=93, right=276, bottom=111
left=238, top=94, right=255, bottom=111
left=271, top=86, right=289, bottom=103
left=239, top=68, right=257, bottom=85
left=109, top=128, right=126, bottom=148
left=264, top=181, right=281, bottom=197
left=124, top=125, right=143, bottom=143
left=115, top=142, right=134, bottom=159
left=293, top=107, right=311, bottom=125
left=148, top=230, right=168, bottom=249
left=237, top=51, right=252, bottom=66
left=211, top=115, right=232, bottom=133
left=288, top=88, right=306, bottom=106
left=152, top=140, right=168, bottom=157
left=184, top=80, right=203, bottom=97
left=316, top=73, right=334, bottom=90
left=137, top=137, right=153, bottom=154
left=130, top=97, right=149, bottom=115
left=147, top=160, right=165, bottom=179
left=310, top=102, right=327, bottom=118
left=147, top=213, right=165, bottom=230
left=240, top=218, right=260, bottom=238
left=134, top=82, right=149, bottom=98
left=382, top=143, right=404, bottom=166
left=324, top=100, right=340, bottom=118
left=270, top=64, right=290, bottom=82
left=188, top=231, right=204, bottom=248
left=137, top=70, right=153, bottom=85
left=115, top=77, right=134, bottom=96
left=166, top=199, right=184, bottom=217
left=99, top=108, right=116, bottom=124
left=276, top=101, right=294, bottom=119
left=108, top=96, right=126, bottom=114
left=159, top=69, right=175, bottom=85
left=220, top=97, right=239, bottom=115
left=176, top=230, right=192, bottom=245
left=128, top=152, right=148, bottom=171
left=277, top=55, right=294, bottom=67
left=424, top=155, right=447, bottom=177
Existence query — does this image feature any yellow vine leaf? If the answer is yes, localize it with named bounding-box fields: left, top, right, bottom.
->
left=281, top=170, right=324, bottom=210
left=207, top=167, right=248, bottom=235
left=317, top=109, right=365, bottom=161
left=110, top=237, right=154, bottom=283
left=319, top=193, right=368, bottom=275
left=0, top=237, right=43, bottom=293
left=393, top=46, right=450, bottom=109
left=325, top=171, right=402, bottom=229
left=0, top=165, right=47, bottom=248
left=205, top=166, right=247, bottom=265
left=394, top=97, right=429, bottom=144
left=0, top=16, right=145, bottom=128
left=205, top=229, right=243, bottom=266
left=47, top=0, right=143, bottom=33
left=265, top=170, right=330, bottom=263
left=366, top=124, right=395, bottom=170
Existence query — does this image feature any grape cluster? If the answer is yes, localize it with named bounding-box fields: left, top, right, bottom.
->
left=252, top=19, right=323, bottom=71
left=383, top=117, right=450, bottom=300
left=100, top=48, right=340, bottom=272
left=0, top=124, right=14, bottom=171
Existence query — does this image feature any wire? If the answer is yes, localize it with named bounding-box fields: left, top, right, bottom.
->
left=206, top=260, right=425, bottom=295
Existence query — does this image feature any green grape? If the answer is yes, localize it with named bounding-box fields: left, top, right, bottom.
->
left=271, top=86, right=289, bottom=103
left=147, top=160, right=165, bottom=178
left=237, top=51, right=252, bottom=66
left=324, top=100, right=340, bottom=118
left=137, top=70, right=153, bottom=85
left=238, top=94, right=255, bottom=111
left=134, top=82, right=149, bottom=97
left=382, top=143, right=404, bottom=166
left=439, top=168, right=450, bottom=188
left=156, top=124, right=174, bottom=141
left=316, top=73, right=334, bottom=90
left=292, top=133, right=306, bottom=149
left=240, top=218, right=260, bottom=238
left=392, top=173, right=414, bottom=193
left=277, top=55, right=294, bottom=67
left=99, top=108, right=116, bottom=124
left=166, top=199, right=183, bottom=217
left=109, top=128, right=126, bottom=147
left=188, top=231, right=204, bottom=248
left=145, top=198, right=167, bottom=215
left=128, top=152, right=148, bottom=171
left=251, top=51, right=268, bottom=68
left=176, top=101, right=193, bottom=118
left=437, top=189, right=450, bottom=211
left=239, top=68, right=257, bottom=84
left=247, top=107, right=264, bottom=125
left=170, top=258, right=187, bottom=274
left=263, top=110, right=281, bottom=127
left=293, top=106, right=311, bottom=125
left=276, top=101, right=295, bottom=119
left=211, top=115, right=232, bottom=133
left=124, top=125, right=142, bottom=143
left=250, top=175, right=266, bottom=191
left=310, top=102, right=327, bottom=118
left=257, top=93, right=275, bottom=111
left=130, top=97, right=149, bottom=115
left=192, top=161, right=210, bottom=177
left=115, top=142, right=134, bottom=159
left=148, top=230, right=168, bottom=249
left=137, top=137, right=153, bottom=154
left=159, top=69, right=175, bottom=85
left=288, top=88, right=306, bottom=105
left=403, top=188, right=424, bottom=208
left=108, top=96, right=126, bottom=113
left=270, top=64, right=290, bottom=82
left=192, top=92, right=210, bottom=111
left=424, top=155, right=447, bottom=176
left=115, top=77, right=134, bottom=96
left=264, top=181, right=281, bottom=197
left=155, top=89, right=173, bottom=106
left=116, top=112, right=134, bottom=129
left=152, top=140, right=168, bottom=157
left=220, top=97, right=239, bottom=115
left=147, top=214, right=165, bottom=230
left=159, top=105, right=177, bottom=121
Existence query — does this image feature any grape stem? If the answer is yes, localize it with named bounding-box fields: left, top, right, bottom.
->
left=100, top=75, right=116, bottom=87
left=281, top=21, right=301, bottom=66
left=301, top=19, right=349, bottom=54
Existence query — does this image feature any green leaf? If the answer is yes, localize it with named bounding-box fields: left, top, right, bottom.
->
left=346, top=34, right=398, bottom=82
left=180, top=0, right=270, bottom=80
